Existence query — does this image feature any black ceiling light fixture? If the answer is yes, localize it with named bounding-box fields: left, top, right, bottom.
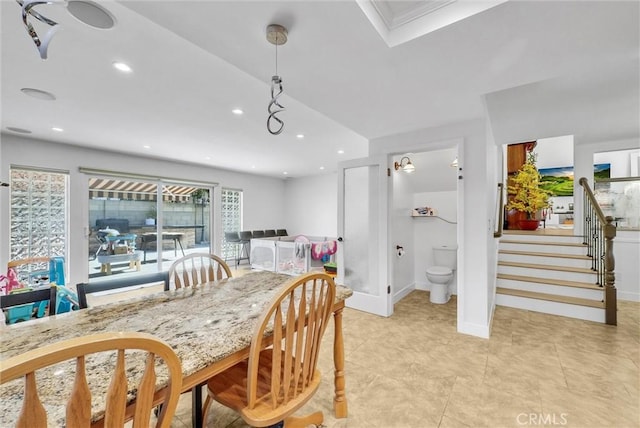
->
left=266, top=24, right=288, bottom=136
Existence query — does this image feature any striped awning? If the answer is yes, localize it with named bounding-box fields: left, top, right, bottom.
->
left=89, top=178, right=201, bottom=202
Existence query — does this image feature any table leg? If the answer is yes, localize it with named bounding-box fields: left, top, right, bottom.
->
left=101, top=263, right=112, bottom=275
left=192, top=383, right=204, bottom=428
left=333, top=304, right=348, bottom=418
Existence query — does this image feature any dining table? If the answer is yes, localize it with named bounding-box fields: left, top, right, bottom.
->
left=0, top=270, right=352, bottom=427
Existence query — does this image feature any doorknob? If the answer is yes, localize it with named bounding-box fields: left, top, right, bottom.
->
left=337, top=237, right=343, bottom=242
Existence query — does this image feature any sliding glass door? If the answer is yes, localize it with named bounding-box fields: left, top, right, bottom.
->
left=88, top=176, right=213, bottom=281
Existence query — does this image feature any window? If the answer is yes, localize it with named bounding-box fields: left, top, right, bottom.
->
left=221, top=189, right=242, bottom=260
left=10, top=168, right=68, bottom=279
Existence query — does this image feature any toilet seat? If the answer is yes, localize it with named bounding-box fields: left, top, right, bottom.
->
left=426, top=266, right=452, bottom=276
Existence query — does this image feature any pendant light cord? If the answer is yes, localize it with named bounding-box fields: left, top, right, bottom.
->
left=275, top=35, right=278, bottom=76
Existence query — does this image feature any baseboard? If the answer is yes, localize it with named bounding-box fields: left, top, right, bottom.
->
left=458, top=321, right=490, bottom=339
left=618, top=291, right=640, bottom=302
left=415, top=280, right=430, bottom=291
left=393, top=282, right=415, bottom=303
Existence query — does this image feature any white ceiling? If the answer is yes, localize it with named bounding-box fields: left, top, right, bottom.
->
left=1, top=1, right=638, bottom=179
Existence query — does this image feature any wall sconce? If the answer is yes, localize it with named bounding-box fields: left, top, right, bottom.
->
left=394, top=156, right=415, bottom=173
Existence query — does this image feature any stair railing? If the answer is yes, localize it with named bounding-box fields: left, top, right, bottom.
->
left=494, top=183, right=504, bottom=238
left=579, top=177, right=616, bottom=325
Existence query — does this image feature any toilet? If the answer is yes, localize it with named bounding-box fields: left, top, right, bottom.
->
left=426, top=245, right=457, bottom=304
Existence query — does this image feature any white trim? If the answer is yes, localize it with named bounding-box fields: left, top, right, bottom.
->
left=458, top=321, right=490, bottom=339
left=618, top=291, right=640, bottom=302
left=393, top=282, right=414, bottom=303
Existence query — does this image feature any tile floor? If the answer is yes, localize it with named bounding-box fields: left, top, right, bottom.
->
left=164, top=290, right=639, bottom=428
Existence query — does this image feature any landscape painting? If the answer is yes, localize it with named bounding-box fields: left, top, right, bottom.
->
left=538, top=163, right=610, bottom=196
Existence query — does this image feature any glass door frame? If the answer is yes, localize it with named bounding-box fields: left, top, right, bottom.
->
left=337, top=155, right=392, bottom=317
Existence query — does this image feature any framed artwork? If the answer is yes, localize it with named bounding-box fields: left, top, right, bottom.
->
left=538, top=163, right=610, bottom=196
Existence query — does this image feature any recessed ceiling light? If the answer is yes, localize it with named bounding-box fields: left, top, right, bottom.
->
left=6, top=127, right=32, bottom=134
left=296, top=134, right=304, bottom=139
left=67, top=1, right=116, bottom=29
left=20, top=88, right=56, bottom=100
left=251, top=165, right=256, bottom=169
left=283, top=172, right=288, bottom=175
left=319, top=166, right=325, bottom=170
left=112, top=62, right=132, bottom=73
left=232, top=109, right=244, bottom=115
left=205, top=156, right=211, bottom=160
left=337, top=149, right=344, bottom=154
left=52, top=127, right=63, bottom=132
left=143, top=145, right=151, bottom=149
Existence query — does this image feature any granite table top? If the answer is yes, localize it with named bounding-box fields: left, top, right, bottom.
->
left=0, top=270, right=352, bottom=426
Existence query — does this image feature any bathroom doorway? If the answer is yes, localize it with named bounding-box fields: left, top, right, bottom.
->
left=389, top=146, right=461, bottom=315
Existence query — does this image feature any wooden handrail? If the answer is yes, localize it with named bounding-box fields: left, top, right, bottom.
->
left=578, top=177, right=616, bottom=325
left=494, top=183, right=505, bottom=238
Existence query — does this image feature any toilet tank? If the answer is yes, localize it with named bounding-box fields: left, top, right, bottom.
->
left=433, top=245, right=457, bottom=269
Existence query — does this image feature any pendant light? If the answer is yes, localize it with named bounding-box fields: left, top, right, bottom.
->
left=266, top=24, right=287, bottom=135
left=17, top=0, right=64, bottom=60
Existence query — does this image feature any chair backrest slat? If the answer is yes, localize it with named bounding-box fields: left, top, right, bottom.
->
left=104, top=349, right=127, bottom=427
left=66, top=356, right=91, bottom=427
left=18, top=372, right=46, bottom=428
left=308, top=279, right=328, bottom=379
left=282, top=294, right=296, bottom=403
left=292, top=282, right=307, bottom=398
left=301, top=283, right=316, bottom=386
left=271, top=306, right=283, bottom=409
left=133, top=353, right=157, bottom=426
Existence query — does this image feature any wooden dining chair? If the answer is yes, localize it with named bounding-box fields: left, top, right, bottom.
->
left=0, top=331, right=182, bottom=428
left=167, top=253, right=232, bottom=289
left=202, top=272, right=336, bottom=427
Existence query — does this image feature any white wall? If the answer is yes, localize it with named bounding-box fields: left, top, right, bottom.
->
left=0, top=135, right=287, bottom=286
left=594, top=148, right=639, bottom=178
left=614, top=231, right=640, bottom=301
left=536, top=135, right=574, bottom=169
left=370, top=119, right=494, bottom=338
left=413, top=191, right=457, bottom=293
left=283, top=174, right=337, bottom=237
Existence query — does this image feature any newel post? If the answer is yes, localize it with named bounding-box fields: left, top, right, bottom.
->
left=604, top=216, right=617, bottom=325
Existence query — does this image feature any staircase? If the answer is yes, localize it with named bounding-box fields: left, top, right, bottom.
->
left=496, top=229, right=607, bottom=323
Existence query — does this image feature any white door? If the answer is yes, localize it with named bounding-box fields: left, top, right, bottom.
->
left=337, top=156, right=391, bottom=317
